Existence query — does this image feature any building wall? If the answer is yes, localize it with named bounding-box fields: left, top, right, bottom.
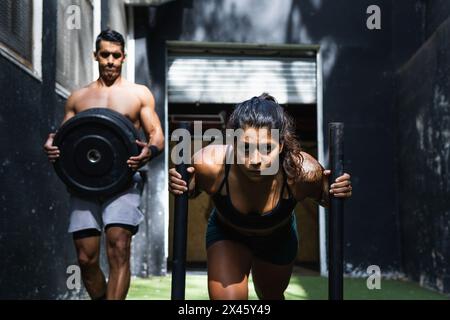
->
left=395, top=0, right=450, bottom=294
left=0, top=0, right=81, bottom=299
left=132, top=5, right=169, bottom=277
left=102, top=0, right=129, bottom=79
left=425, top=0, right=450, bottom=39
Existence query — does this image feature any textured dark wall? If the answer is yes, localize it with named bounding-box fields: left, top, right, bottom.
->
left=0, top=1, right=81, bottom=299
left=425, top=0, right=450, bottom=38
left=129, top=6, right=169, bottom=277
left=139, top=0, right=401, bottom=276
left=396, top=1, right=450, bottom=294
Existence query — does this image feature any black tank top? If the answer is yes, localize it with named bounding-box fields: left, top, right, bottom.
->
left=211, top=153, right=298, bottom=230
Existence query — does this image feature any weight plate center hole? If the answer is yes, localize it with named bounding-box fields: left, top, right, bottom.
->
left=87, top=149, right=102, bottom=164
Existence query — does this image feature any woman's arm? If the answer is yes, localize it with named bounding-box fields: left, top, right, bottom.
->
left=292, top=152, right=352, bottom=207
left=169, top=144, right=227, bottom=197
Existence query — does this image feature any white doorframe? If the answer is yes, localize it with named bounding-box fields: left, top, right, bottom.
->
left=166, top=41, right=324, bottom=271
left=316, top=48, right=328, bottom=277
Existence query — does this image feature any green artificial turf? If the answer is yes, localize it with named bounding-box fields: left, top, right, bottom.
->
left=127, top=274, right=448, bottom=300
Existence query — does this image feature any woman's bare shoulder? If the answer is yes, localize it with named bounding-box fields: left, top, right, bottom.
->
left=288, top=151, right=324, bottom=201
left=299, top=151, right=323, bottom=183
left=192, top=144, right=229, bottom=194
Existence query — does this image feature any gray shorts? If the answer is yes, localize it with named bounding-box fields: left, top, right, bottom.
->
left=68, top=173, right=145, bottom=235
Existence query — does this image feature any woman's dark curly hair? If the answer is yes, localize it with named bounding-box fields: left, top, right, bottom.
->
left=227, top=93, right=304, bottom=180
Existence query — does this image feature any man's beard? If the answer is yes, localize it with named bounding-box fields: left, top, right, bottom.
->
left=101, top=67, right=121, bottom=81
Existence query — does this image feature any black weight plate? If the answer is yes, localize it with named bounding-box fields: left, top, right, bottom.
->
left=53, top=108, right=141, bottom=197
left=83, top=108, right=137, bottom=134
left=74, top=135, right=114, bottom=176
left=82, top=108, right=142, bottom=148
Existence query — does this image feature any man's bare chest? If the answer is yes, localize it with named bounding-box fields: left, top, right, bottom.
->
left=74, top=90, right=142, bottom=126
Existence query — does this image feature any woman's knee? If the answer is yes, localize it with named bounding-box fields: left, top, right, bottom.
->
left=253, top=284, right=286, bottom=300
left=251, top=259, right=293, bottom=300
left=208, top=280, right=249, bottom=300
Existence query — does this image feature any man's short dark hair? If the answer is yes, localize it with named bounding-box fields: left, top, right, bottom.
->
left=95, top=29, right=125, bottom=53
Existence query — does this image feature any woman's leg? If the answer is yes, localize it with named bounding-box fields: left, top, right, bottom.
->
left=251, top=257, right=295, bottom=300
left=251, top=212, right=298, bottom=300
left=207, top=240, right=252, bottom=300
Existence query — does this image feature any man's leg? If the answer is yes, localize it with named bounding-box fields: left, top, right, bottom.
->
left=73, top=230, right=106, bottom=300
left=101, top=176, right=143, bottom=300
left=105, top=225, right=134, bottom=300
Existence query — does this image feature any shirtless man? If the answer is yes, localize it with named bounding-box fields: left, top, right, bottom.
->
left=43, top=30, right=164, bottom=300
